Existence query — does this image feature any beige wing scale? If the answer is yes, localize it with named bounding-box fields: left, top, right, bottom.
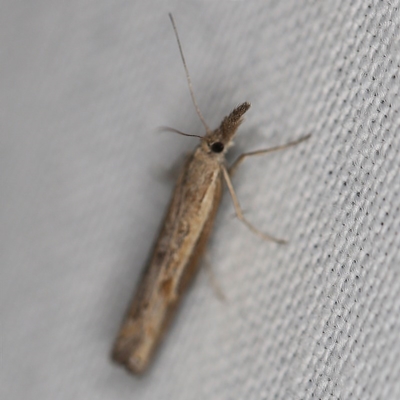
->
left=112, top=152, right=222, bottom=373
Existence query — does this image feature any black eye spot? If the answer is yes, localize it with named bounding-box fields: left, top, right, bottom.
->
left=211, top=142, right=224, bottom=153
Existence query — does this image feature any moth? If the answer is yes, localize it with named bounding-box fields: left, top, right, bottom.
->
left=112, top=14, right=310, bottom=374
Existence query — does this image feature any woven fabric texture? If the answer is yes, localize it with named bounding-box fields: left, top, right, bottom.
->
left=1, top=1, right=399, bottom=399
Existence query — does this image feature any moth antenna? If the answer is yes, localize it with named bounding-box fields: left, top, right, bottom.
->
left=169, top=13, right=211, bottom=134
left=159, top=126, right=204, bottom=140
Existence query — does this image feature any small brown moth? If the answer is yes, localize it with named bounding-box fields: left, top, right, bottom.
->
left=112, top=14, right=310, bottom=374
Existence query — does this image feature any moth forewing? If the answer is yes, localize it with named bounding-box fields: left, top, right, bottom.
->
left=112, top=146, right=224, bottom=374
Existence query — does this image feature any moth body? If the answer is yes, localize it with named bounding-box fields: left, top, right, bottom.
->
left=112, top=103, right=250, bottom=373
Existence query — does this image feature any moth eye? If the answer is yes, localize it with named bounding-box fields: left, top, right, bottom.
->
left=210, top=142, right=224, bottom=153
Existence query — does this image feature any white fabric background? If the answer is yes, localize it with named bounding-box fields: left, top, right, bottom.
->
left=1, top=1, right=399, bottom=399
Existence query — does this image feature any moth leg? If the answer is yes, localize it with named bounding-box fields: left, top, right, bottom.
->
left=221, top=165, right=286, bottom=244
left=229, top=134, right=311, bottom=176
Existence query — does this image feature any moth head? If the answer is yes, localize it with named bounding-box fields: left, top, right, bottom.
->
left=204, top=102, right=251, bottom=155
